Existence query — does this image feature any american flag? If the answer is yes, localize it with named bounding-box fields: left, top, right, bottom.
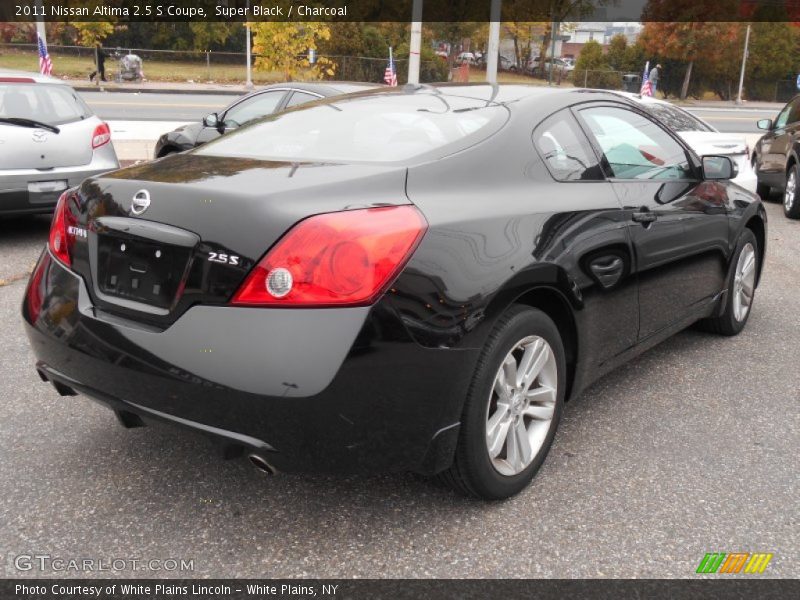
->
left=384, top=48, right=397, bottom=87
left=640, top=61, right=652, bottom=97
left=37, top=32, right=52, bottom=76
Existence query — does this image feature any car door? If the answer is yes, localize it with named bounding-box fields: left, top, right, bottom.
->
left=533, top=109, right=639, bottom=362
left=576, top=103, right=731, bottom=341
left=195, top=90, right=288, bottom=146
left=758, top=97, right=800, bottom=183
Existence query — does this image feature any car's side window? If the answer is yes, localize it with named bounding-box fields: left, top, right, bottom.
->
left=786, top=98, right=800, bottom=125
left=533, top=110, right=604, bottom=181
left=580, top=105, right=694, bottom=181
left=286, top=91, right=321, bottom=108
left=774, top=102, right=793, bottom=129
left=223, top=91, right=285, bottom=127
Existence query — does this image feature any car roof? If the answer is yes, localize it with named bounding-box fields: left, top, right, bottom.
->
left=0, top=69, right=67, bottom=85
left=608, top=90, right=671, bottom=107
left=254, top=81, right=384, bottom=98
left=388, top=83, right=617, bottom=107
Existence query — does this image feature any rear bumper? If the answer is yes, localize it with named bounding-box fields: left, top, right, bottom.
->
left=22, top=251, right=477, bottom=474
left=0, top=149, right=119, bottom=215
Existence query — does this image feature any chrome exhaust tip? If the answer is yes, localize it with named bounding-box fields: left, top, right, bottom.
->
left=247, top=453, right=277, bottom=476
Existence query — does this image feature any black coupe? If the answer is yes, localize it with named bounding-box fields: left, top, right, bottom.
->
left=153, top=81, right=380, bottom=158
left=23, top=84, right=766, bottom=499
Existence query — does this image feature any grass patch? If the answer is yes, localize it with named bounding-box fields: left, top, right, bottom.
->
left=0, top=48, right=288, bottom=84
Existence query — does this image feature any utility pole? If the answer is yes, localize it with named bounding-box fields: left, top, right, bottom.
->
left=245, top=0, right=254, bottom=90
left=34, top=0, right=49, bottom=72
left=548, top=20, right=558, bottom=86
left=736, top=23, right=751, bottom=105
left=486, top=0, right=501, bottom=84
left=408, top=0, right=423, bottom=85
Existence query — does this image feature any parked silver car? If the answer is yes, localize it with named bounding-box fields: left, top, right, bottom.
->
left=0, top=69, right=119, bottom=215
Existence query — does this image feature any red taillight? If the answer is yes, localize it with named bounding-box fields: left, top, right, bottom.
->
left=91, top=122, right=111, bottom=149
left=231, top=206, right=427, bottom=307
left=48, top=191, right=79, bottom=267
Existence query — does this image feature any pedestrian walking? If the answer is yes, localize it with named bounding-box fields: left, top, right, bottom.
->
left=89, top=44, right=107, bottom=82
left=649, top=63, right=661, bottom=95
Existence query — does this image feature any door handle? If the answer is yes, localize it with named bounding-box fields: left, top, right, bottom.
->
left=631, top=208, right=657, bottom=224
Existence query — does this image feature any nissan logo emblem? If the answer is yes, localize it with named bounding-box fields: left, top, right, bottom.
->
left=131, top=190, right=151, bottom=215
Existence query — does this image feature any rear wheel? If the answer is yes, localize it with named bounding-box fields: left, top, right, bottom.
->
left=439, top=306, right=565, bottom=500
left=784, top=164, right=800, bottom=219
left=697, top=229, right=758, bottom=336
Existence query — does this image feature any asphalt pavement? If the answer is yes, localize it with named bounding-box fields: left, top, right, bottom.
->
left=0, top=200, right=797, bottom=578
left=80, top=91, right=232, bottom=122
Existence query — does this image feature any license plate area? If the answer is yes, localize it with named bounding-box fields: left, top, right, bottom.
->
left=97, top=234, right=190, bottom=309
left=28, top=180, right=68, bottom=193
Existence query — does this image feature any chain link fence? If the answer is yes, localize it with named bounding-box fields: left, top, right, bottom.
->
left=0, top=43, right=448, bottom=84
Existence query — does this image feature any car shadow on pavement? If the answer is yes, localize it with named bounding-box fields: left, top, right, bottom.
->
left=0, top=214, right=51, bottom=239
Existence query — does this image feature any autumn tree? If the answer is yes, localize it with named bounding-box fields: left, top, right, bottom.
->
left=72, top=21, right=115, bottom=47
left=639, top=0, right=742, bottom=99
left=249, top=22, right=334, bottom=81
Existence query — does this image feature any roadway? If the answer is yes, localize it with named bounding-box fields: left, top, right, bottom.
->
left=78, top=91, right=780, bottom=134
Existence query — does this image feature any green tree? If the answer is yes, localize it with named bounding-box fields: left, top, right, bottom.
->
left=605, top=34, right=628, bottom=72
left=189, top=22, right=238, bottom=52
left=574, top=39, right=618, bottom=89
left=745, top=22, right=800, bottom=99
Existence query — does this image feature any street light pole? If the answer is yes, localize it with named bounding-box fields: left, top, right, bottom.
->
left=245, top=0, right=254, bottom=90
left=408, top=0, right=423, bottom=85
left=486, top=0, right=501, bottom=84
left=736, top=23, right=751, bottom=105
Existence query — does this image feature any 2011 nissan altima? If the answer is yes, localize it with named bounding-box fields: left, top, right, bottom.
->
left=22, top=84, right=766, bottom=500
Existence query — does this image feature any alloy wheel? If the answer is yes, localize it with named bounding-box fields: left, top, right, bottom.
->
left=785, top=170, right=796, bottom=211
left=485, top=336, right=557, bottom=476
left=733, top=243, right=756, bottom=322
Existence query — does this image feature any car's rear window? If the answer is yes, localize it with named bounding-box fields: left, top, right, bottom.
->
left=196, top=92, right=508, bottom=163
left=642, top=102, right=713, bottom=133
left=0, top=83, right=92, bottom=125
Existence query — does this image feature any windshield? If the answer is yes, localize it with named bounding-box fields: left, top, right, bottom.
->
left=196, top=91, right=509, bottom=163
left=642, top=102, right=713, bottom=133
left=0, top=83, right=92, bottom=125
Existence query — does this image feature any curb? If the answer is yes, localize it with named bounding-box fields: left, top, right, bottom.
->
left=72, top=84, right=246, bottom=96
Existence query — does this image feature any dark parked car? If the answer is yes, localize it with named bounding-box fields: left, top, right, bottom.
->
left=752, top=95, right=800, bottom=218
left=23, top=85, right=766, bottom=500
left=153, top=81, right=380, bottom=158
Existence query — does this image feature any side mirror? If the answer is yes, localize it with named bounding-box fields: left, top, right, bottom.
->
left=202, top=112, right=219, bottom=128
left=757, top=118, right=773, bottom=131
left=702, top=155, right=738, bottom=181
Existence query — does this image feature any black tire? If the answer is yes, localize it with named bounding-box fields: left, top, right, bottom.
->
left=752, top=157, right=771, bottom=200
left=439, top=305, right=566, bottom=500
left=697, top=229, right=759, bottom=336
left=784, top=163, right=800, bottom=219
left=755, top=178, right=771, bottom=201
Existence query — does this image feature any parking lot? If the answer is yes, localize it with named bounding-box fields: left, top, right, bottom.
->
left=0, top=200, right=797, bottom=579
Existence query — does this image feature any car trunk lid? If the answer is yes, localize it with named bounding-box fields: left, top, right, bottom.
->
left=0, top=118, right=96, bottom=169
left=68, top=154, right=409, bottom=327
